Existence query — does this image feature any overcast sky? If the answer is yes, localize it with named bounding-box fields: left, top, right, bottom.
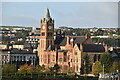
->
left=0, top=2, right=118, bottom=28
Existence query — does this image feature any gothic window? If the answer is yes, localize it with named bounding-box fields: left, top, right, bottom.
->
left=94, top=55, right=97, bottom=62
left=74, top=52, right=77, bottom=55
left=42, top=32, right=45, bottom=36
left=76, top=58, right=78, bottom=62
left=53, top=55, right=55, bottom=61
left=59, top=58, right=62, bottom=62
left=64, top=53, right=67, bottom=62
left=48, top=40, right=49, bottom=46
left=47, top=32, right=52, bottom=37
left=98, top=55, right=101, bottom=61
left=68, top=55, right=70, bottom=61
left=48, top=54, right=50, bottom=64
left=76, top=65, right=78, bottom=71
left=50, top=40, right=52, bottom=45
left=2, top=56, right=4, bottom=59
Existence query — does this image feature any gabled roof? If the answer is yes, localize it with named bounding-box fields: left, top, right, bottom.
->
left=76, top=44, right=81, bottom=49
left=83, top=44, right=105, bottom=52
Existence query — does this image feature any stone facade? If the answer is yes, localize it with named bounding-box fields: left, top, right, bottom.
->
left=38, top=8, right=107, bottom=74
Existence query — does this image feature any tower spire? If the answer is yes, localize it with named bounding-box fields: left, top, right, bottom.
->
left=45, top=8, right=51, bottom=20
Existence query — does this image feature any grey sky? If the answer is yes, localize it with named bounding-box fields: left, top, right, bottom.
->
left=0, top=2, right=118, bottom=28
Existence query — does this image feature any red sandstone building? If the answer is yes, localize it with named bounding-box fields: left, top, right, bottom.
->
left=38, top=8, right=108, bottom=74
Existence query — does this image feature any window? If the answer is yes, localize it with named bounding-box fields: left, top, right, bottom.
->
left=48, top=55, right=50, bottom=64
left=76, top=65, right=78, bottom=71
left=94, top=55, right=97, bottom=62
left=68, top=55, right=70, bottom=61
left=20, top=56, right=22, bottom=61
left=98, top=55, right=101, bottom=61
left=23, top=56, right=26, bottom=61
left=2, top=56, right=4, bottom=59
left=53, top=55, right=55, bottom=61
left=17, top=56, right=19, bottom=61
left=74, top=52, right=77, bottom=55
left=76, top=58, right=78, bottom=62
left=47, top=32, right=52, bottom=36
left=14, top=56, right=16, bottom=61
left=59, top=58, right=62, bottom=62
left=41, top=32, right=45, bottom=36
left=64, top=53, right=67, bottom=62
left=5, top=56, right=7, bottom=59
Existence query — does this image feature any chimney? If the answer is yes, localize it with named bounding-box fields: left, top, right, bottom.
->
left=80, top=44, right=83, bottom=52
left=85, top=33, right=91, bottom=39
left=66, top=36, right=70, bottom=45
left=104, top=44, right=108, bottom=52
left=70, top=38, right=74, bottom=47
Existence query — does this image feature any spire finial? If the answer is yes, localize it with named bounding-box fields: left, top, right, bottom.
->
left=45, top=8, right=51, bottom=20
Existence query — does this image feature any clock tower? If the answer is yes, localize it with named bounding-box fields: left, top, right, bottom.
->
left=39, top=8, right=54, bottom=65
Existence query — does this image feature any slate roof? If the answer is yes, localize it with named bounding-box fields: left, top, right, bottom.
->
left=83, top=44, right=105, bottom=52
left=47, top=45, right=60, bottom=51
left=24, top=43, right=31, bottom=49
left=54, top=37, right=65, bottom=45
left=10, top=48, right=33, bottom=54
left=56, top=36, right=86, bottom=46
left=58, top=49, right=69, bottom=52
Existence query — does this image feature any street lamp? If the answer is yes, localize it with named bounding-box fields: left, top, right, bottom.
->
left=84, top=60, right=86, bottom=76
left=103, top=64, right=105, bottom=78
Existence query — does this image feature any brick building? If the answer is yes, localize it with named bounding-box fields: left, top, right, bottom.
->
left=38, top=8, right=108, bottom=74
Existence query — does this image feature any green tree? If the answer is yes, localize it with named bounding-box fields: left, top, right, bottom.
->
left=49, top=67, right=54, bottom=73
left=100, top=53, right=112, bottom=73
left=35, top=64, right=46, bottom=73
left=63, top=67, right=75, bottom=74
left=2, top=64, right=16, bottom=74
left=49, top=64, right=60, bottom=73
left=17, top=64, right=34, bottom=74
left=80, top=53, right=90, bottom=74
left=92, top=61, right=103, bottom=74
left=109, top=61, right=120, bottom=73
left=53, top=64, right=60, bottom=73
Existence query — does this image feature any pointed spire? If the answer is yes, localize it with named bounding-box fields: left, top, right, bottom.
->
left=45, top=8, right=51, bottom=20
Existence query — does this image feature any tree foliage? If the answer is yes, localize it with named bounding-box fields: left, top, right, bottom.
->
left=2, top=64, right=16, bottom=74
left=49, top=64, right=60, bottom=73
left=35, top=64, right=46, bottom=73
left=100, top=53, right=112, bottom=73
left=92, top=61, right=103, bottom=74
left=109, top=61, right=120, bottom=73
left=17, top=64, right=34, bottom=74
left=80, top=53, right=90, bottom=74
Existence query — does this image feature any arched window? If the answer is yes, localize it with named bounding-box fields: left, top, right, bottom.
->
left=94, top=55, right=97, bottom=62
left=98, top=55, right=101, bottom=61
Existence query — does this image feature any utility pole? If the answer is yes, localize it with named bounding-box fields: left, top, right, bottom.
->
left=103, top=64, right=104, bottom=78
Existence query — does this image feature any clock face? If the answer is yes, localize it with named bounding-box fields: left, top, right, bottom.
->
left=48, top=26, right=52, bottom=29
left=42, top=26, right=45, bottom=29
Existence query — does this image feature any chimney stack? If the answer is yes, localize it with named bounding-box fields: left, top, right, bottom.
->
left=66, top=36, right=70, bottom=45
left=85, top=33, right=91, bottom=39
